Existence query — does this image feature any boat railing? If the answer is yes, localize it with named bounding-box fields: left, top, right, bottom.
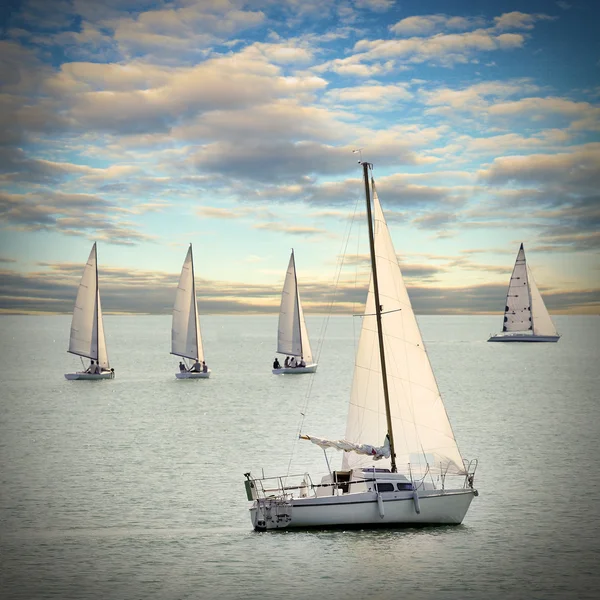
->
left=462, top=458, right=478, bottom=491
left=244, top=472, right=379, bottom=500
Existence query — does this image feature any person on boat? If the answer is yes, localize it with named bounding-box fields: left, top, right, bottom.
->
left=299, top=358, right=306, bottom=368
left=290, top=356, right=296, bottom=368
left=85, top=360, right=95, bottom=373
left=179, top=362, right=186, bottom=372
left=93, top=362, right=101, bottom=375
left=192, top=360, right=202, bottom=372
left=284, top=357, right=290, bottom=368
left=202, top=361, right=208, bottom=373
left=273, top=357, right=281, bottom=370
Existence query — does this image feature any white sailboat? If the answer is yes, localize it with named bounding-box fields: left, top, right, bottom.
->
left=272, top=250, right=317, bottom=374
left=488, top=243, right=560, bottom=342
left=172, top=244, right=210, bottom=379
left=64, top=243, right=114, bottom=380
left=244, top=163, right=477, bottom=530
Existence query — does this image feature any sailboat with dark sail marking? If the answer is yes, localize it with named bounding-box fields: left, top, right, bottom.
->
left=65, top=243, right=114, bottom=380
left=243, top=163, right=477, bottom=530
left=488, top=244, right=559, bottom=342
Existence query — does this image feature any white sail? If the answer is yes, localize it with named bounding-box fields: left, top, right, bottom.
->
left=277, top=251, right=312, bottom=362
left=341, top=181, right=465, bottom=476
left=96, top=292, right=109, bottom=369
left=68, top=243, right=109, bottom=368
left=502, top=244, right=532, bottom=333
left=297, top=289, right=313, bottom=364
left=528, top=265, right=558, bottom=337
left=171, top=245, right=203, bottom=361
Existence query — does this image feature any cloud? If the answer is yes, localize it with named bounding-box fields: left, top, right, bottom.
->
left=253, top=222, right=330, bottom=237
left=391, top=15, right=485, bottom=36
left=354, top=29, right=525, bottom=67
left=106, top=2, right=266, bottom=60
left=478, top=143, right=600, bottom=193
left=324, top=83, right=412, bottom=109
left=493, top=12, right=554, bottom=31
left=487, top=97, right=600, bottom=131
left=0, top=190, right=153, bottom=245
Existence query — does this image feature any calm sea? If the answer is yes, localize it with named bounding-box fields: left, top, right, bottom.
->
left=1, top=314, right=599, bottom=600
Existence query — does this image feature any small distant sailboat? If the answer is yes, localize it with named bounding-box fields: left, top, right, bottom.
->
left=488, top=243, right=560, bottom=342
left=65, top=243, right=114, bottom=380
left=172, top=244, right=210, bottom=379
left=244, top=163, right=477, bottom=530
left=272, top=250, right=317, bottom=374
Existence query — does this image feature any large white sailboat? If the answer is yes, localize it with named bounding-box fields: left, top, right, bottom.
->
left=488, top=244, right=560, bottom=342
left=65, top=243, right=114, bottom=380
left=272, top=250, right=317, bottom=374
left=172, top=244, right=210, bottom=379
left=244, top=163, right=478, bottom=530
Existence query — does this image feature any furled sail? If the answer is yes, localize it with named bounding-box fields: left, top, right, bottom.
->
left=68, top=243, right=110, bottom=369
left=528, top=265, right=558, bottom=337
left=300, top=434, right=390, bottom=460
left=502, top=244, right=532, bottom=333
left=171, top=245, right=203, bottom=361
left=277, top=251, right=312, bottom=362
left=341, top=180, right=466, bottom=475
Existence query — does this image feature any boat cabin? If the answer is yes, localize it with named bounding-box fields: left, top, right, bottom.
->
left=315, top=468, right=417, bottom=497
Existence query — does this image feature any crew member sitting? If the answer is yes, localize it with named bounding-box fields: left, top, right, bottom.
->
left=273, top=357, right=281, bottom=369
left=202, top=361, right=208, bottom=373
left=192, top=360, right=202, bottom=372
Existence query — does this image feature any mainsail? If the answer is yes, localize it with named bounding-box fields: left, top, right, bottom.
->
left=277, top=251, right=313, bottom=363
left=341, top=180, right=465, bottom=475
left=68, top=243, right=110, bottom=370
left=528, top=265, right=558, bottom=337
left=502, top=244, right=532, bottom=333
left=171, top=245, right=203, bottom=361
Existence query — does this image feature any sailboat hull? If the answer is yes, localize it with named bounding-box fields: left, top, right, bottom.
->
left=250, top=489, right=475, bottom=530
left=488, top=333, right=560, bottom=342
left=175, top=370, right=211, bottom=379
left=65, top=371, right=114, bottom=380
left=272, top=364, right=317, bottom=375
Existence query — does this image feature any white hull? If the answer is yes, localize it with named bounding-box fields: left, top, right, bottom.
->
left=250, top=489, right=475, bottom=530
left=272, top=364, right=317, bottom=375
left=488, top=333, right=560, bottom=342
left=65, top=371, right=113, bottom=380
left=176, top=370, right=211, bottom=379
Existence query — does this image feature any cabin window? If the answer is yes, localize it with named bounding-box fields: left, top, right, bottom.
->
left=397, top=483, right=413, bottom=491
left=375, top=483, right=394, bottom=493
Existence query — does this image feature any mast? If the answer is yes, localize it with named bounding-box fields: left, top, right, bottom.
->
left=361, top=161, right=397, bottom=473
left=291, top=249, right=303, bottom=359
left=189, top=243, right=200, bottom=360
left=94, top=242, right=99, bottom=361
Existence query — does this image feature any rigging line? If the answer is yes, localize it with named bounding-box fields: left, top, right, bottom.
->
left=284, top=190, right=362, bottom=480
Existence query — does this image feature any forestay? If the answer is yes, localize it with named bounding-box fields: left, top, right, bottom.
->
left=277, top=251, right=313, bottom=363
left=68, top=243, right=110, bottom=370
left=171, top=246, right=203, bottom=361
left=341, top=181, right=465, bottom=475
left=503, top=244, right=532, bottom=333
left=528, top=266, right=558, bottom=337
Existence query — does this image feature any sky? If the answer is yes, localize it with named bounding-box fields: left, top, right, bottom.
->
left=0, top=0, right=598, bottom=316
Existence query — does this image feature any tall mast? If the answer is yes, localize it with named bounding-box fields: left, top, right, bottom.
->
left=94, top=242, right=99, bottom=361
left=189, top=243, right=200, bottom=360
left=291, top=249, right=303, bottom=358
left=361, top=161, right=397, bottom=473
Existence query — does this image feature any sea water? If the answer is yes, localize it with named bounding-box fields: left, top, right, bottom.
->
left=0, top=315, right=598, bottom=599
